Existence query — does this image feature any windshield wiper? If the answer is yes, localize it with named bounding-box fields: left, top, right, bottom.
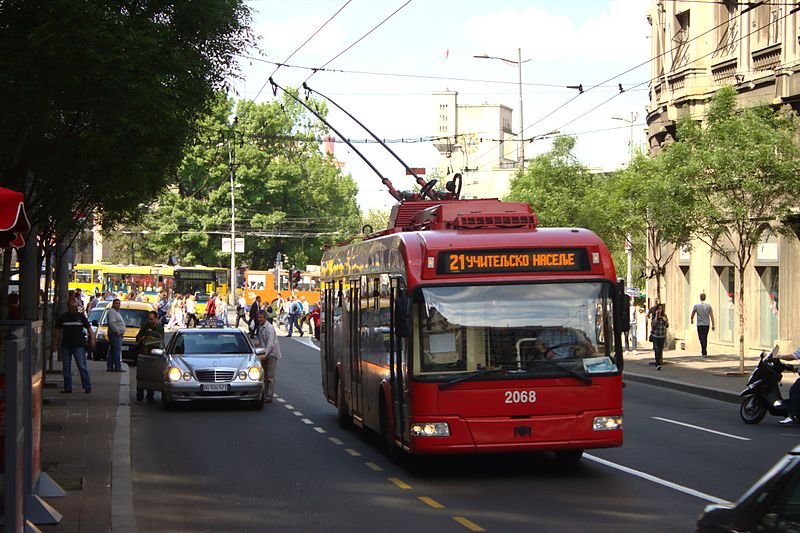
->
left=526, top=359, right=592, bottom=385
left=439, top=368, right=510, bottom=390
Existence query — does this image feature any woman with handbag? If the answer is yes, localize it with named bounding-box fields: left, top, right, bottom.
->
left=649, top=303, right=669, bottom=370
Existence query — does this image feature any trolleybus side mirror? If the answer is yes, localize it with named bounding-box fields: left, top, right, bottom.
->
left=395, top=290, right=409, bottom=336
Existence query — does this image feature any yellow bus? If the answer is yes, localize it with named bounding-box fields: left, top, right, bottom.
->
left=172, top=265, right=229, bottom=315
left=70, top=263, right=174, bottom=301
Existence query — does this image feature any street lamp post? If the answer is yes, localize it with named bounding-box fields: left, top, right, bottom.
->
left=474, top=48, right=530, bottom=171
left=612, top=112, right=639, bottom=290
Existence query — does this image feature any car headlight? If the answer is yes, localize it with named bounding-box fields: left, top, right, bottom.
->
left=593, top=416, right=622, bottom=431
left=410, top=422, right=450, bottom=437
left=247, top=366, right=262, bottom=381
left=167, top=367, right=183, bottom=383
left=183, top=371, right=192, bottom=381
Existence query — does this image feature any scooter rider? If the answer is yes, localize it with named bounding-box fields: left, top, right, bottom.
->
left=778, top=347, right=800, bottom=425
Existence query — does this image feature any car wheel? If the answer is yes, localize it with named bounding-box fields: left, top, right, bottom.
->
left=740, top=395, right=767, bottom=424
left=161, top=389, right=173, bottom=410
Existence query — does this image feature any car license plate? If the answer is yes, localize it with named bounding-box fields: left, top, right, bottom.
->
left=202, top=383, right=229, bottom=392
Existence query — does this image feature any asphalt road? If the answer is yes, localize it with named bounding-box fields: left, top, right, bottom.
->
left=130, top=334, right=800, bottom=532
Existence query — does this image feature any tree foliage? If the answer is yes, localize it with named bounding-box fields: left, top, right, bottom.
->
left=131, top=92, right=361, bottom=270
left=666, top=86, right=800, bottom=370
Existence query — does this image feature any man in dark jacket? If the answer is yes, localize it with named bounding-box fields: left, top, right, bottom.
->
left=53, top=299, right=96, bottom=393
left=248, top=296, right=261, bottom=336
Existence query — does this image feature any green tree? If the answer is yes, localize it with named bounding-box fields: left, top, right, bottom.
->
left=139, top=92, right=361, bottom=271
left=614, top=151, right=695, bottom=302
left=506, top=135, right=627, bottom=257
left=0, top=0, right=253, bottom=314
left=668, top=86, right=800, bottom=372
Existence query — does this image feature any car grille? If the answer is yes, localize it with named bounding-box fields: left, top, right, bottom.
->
left=195, top=370, right=235, bottom=383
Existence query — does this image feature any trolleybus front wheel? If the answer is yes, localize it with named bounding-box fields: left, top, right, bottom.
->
left=337, top=379, right=353, bottom=429
left=554, top=449, right=584, bottom=465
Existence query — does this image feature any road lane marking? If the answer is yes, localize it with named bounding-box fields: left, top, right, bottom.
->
left=328, top=437, right=343, bottom=445
left=276, top=398, right=286, bottom=403
left=585, top=454, right=731, bottom=505
left=293, top=411, right=303, bottom=416
left=301, top=418, right=313, bottom=424
left=418, top=496, right=444, bottom=509
left=652, top=416, right=750, bottom=441
left=313, top=427, right=327, bottom=434
left=365, top=462, right=383, bottom=471
left=453, top=517, right=485, bottom=531
left=345, top=448, right=361, bottom=457
left=388, top=477, right=412, bottom=490
left=284, top=404, right=294, bottom=410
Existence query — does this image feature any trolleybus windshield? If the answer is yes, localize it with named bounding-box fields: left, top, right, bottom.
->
left=413, top=282, right=618, bottom=380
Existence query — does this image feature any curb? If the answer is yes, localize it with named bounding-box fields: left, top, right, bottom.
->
left=112, top=364, right=137, bottom=532
left=624, top=371, right=741, bottom=404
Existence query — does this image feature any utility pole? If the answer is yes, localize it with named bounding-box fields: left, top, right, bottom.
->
left=474, top=49, right=530, bottom=171
left=228, top=117, right=238, bottom=307
left=612, top=111, right=639, bottom=289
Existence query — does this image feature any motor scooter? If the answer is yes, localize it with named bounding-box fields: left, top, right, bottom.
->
left=739, top=346, right=799, bottom=424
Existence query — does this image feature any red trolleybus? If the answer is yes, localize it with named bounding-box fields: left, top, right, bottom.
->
left=320, top=198, right=628, bottom=461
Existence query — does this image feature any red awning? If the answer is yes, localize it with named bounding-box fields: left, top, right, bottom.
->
left=0, top=187, right=31, bottom=249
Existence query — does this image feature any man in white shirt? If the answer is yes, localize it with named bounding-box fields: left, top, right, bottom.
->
left=106, top=299, right=126, bottom=372
left=256, top=311, right=282, bottom=403
left=690, top=293, right=715, bottom=358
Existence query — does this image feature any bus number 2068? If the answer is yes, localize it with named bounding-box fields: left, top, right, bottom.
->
left=505, top=390, right=537, bottom=404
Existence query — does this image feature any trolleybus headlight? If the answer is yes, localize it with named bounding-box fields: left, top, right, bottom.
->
left=411, top=422, right=450, bottom=437
left=247, top=366, right=262, bottom=381
left=168, top=367, right=183, bottom=383
left=592, top=416, right=622, bottom=431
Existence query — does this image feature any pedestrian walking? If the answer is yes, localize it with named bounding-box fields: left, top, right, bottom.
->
left=690, top=292, right=715, bottom=358
left=649, top=303, right=669, bottom=370
left=215, top=293, right=227, bottom=326
left=255, top=310, right=282, bottom=403
left=135, top=311, right=165, bottom=403
left=235, top=293, right=247, bottom=328
left=105, top=298, right=126, bottom=372
left=629, top=303, right=638, bottom=352
left=53, top=298, right=95, bottom=393
left=248, top=296, right=261, bottom=335
left=185, top=294, right=198, bottom=328
left=287, top=296, right=304, bottom=337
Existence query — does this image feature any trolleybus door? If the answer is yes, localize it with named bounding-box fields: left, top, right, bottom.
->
left=349, top=278, right=363, bottom=422
left=390, top=278, right=409, bottom=444
left=321, top=285, right=336, bottom=401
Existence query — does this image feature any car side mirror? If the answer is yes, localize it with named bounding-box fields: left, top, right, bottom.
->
left=254, top=347, right=266, bottom=356
left=150, top=348, right=164, bottom=357
left=91, top=320, right=99, bottom=327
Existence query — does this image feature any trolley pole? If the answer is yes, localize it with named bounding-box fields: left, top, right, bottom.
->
left=228, top=119, right=237, bottom=307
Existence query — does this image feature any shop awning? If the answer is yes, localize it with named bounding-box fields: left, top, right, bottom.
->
left=0, top=187, right=31, bottom=249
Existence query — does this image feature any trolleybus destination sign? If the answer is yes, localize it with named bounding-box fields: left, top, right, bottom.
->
left=438, top=248, right=590, bottom=274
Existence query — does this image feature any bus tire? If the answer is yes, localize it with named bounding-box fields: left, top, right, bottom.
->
left=379, top=395, right=404, bottom=464
left=337, top=379, right=353, bottom=429
left=554, top=449, right=583, bottom=465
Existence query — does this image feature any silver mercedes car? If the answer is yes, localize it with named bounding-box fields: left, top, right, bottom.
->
left=138, top=328, right=266, bottom=410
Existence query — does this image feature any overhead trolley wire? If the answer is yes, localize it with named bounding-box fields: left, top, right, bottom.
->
left=252, top=0, right=353, bottom=102
left=303, top=0, right=415, bottom=84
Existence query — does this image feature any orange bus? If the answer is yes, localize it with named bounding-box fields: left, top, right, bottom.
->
left=243, top=267, right=320, bottom=308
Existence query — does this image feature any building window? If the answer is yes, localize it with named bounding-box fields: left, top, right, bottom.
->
left=755, top=2, right=782, bottom=48
left=672, top=10, right=690, bottom=69
left=681, top=266, right=690, bottom=330
left=714, top=0, right=737, bottom=58
left=716, top=266, right=735, bottom=343
left=758, top=266, right=779, bottom=348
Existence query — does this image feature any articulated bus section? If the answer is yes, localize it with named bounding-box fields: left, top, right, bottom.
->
left=320, top=199, right=627, bottom=460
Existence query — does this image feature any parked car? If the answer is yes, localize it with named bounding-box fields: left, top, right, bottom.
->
left=138, top=328, right=265, bottom=410
left=93, top=300, right=153, bottom=365
left=86, top=301, right=110, bottom=360
left=697, top=445, right=800, bottom=532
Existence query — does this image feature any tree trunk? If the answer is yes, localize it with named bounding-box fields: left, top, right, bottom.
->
left=737, top=264, right=746, bottom=374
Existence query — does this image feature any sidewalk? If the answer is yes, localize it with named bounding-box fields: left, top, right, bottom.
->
left=39, top=359, right=135, bottom=533
left=623, top=345, right=760, bottom=402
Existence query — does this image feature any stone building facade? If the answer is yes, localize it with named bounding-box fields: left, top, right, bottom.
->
left=646, top=0, right=800, bottom=355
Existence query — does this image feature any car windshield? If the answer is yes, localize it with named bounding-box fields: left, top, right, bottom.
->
left=87, top=308, right=104, bottom=324
left=100, top=309, right=149, bottom=328
left=172, top=332, right=251, bottom=355
left=412, top=282, right=618, bottom=379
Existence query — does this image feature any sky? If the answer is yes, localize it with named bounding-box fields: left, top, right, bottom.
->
left=229, top=0, right=652, bottom=212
